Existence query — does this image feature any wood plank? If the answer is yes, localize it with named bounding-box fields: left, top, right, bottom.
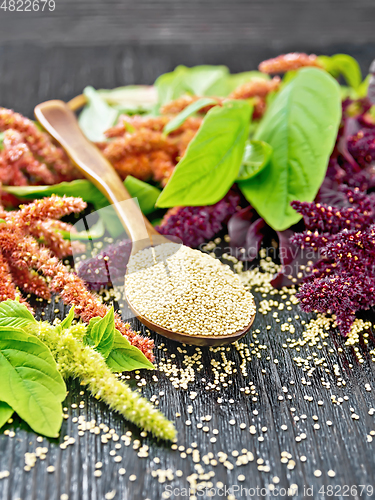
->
left=0, top=0, right=375, bottom=45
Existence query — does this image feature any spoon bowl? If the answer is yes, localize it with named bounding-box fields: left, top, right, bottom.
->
left=126, top=300, right=256, bottom=346
left=35, top=100, right=256, bottom=346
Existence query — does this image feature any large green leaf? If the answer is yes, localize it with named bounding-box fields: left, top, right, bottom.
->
left=156, top=100, right=252, bottom=208
left=239, top=68, right=341, bottom=231
left=0, top=401, right=13, bottom=429
left=0, top=327, right=66, bottom=438
left=106, top=330, right=155, bottom=372
left=0, top=300, right=37, bottom=330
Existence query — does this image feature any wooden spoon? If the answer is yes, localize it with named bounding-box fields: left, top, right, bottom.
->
left=34, top=100, right=256, bottom=346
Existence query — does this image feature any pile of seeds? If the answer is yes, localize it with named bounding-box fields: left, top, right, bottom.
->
left=125, top=243, right=256, bottom=336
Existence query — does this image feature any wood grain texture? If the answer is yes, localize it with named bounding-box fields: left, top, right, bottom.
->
left=1, top=42, right=375, bottom=119
left=1, top=37, right=375, bottom=500
left=1, top=0, right=375, bottom=46
left=1, top=287, right=375, bottom=500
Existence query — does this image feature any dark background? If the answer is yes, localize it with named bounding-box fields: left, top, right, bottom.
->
left=2, top=3, right=375, bottom=500
left=1, top=0, right=375, bottom=117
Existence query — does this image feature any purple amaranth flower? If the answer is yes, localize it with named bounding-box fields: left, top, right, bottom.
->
left=347, top=128, right=375, bottom=169
left=291, top=187, right=375, bottom=335
left=156, top=190, right=241, bottom=248
left=77, top=239, right=132, bottom=291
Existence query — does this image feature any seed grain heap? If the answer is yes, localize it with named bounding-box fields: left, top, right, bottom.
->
left=125, top=243, right=256, bottom=336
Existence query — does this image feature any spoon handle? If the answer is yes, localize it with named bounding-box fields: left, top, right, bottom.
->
left=35, top=100, right=156, bottom=242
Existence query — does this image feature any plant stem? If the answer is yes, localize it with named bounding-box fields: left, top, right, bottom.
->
left=36, top=322, right=176, bottom=441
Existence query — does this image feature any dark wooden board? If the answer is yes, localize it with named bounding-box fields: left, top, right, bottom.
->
left=2, top=284, right=375, bottom=500
left=1, top=36, right=375, bottom=500
left=1, top=42, right=375, bottom=120
left=1, top=0, right=375, bottom=47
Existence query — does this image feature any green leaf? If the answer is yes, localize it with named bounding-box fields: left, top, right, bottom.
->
left=58, top=219, right=105, bottom=241
left=0, top=401, right=13, bottom=429
left=358, top=74, right=371, bottom=98
left=182, top=66, right=230, bottom=96
left=155, top=65, right=229, bottom=107
left=239, top=68, right=341, bottom=231
left=79, top=86, right=119, bottom=142
left=97, top=85, right=157, bottom=113
left=318, top=54, right=362, bottom=90
left=237, top=140, right=273, bottom=181
left=156, top=100, right=252, bottom=208
left=0, top=327, right=66, bottom=438
left=92, top=176, right=161, bottom=237
left=163, top=97, right=217, bottom=135
left=3, top=179, right=100, bottom=202
left=155, top=66, right=190, bottom=108
left=3, top=176, right=161, bottom=238
left=155, top=66, right=271, bottom=106
left=59, top=307, right=75, bottom=330
left=84, top=308, right=115, bottom=359
left=151, top=217, right=163, bottom=227
left=123, top=176, right=161, bottom=215
left=106, top=329, right=155, bottom=372
left=0, top=299, right=37, bottom=330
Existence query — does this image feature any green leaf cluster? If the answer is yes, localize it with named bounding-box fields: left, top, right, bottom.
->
left=155, top=65, right=269, bottom=108
left=78, top=85, right=157, bottom=142
left=154, top=67, right=341, bottom=231
left=83, top=307, right=154, bottom=371
left=0, top=300, right=154, bottom=438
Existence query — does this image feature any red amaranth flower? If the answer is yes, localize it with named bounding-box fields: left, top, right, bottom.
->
left=229, top=77, right=281, bottom=99
left=0, top=108, right=77, bottom=179
left=0, top=196, right=154, bottom=360
left=0, top=253, right=20, bottom=302
left=1, top=129, right=57, bottom=186
left=258, top=53, right=323, bottom=74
